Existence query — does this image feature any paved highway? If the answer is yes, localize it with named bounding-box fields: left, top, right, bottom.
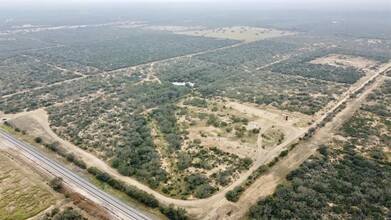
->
left=0, top=130, right=151, bottom=220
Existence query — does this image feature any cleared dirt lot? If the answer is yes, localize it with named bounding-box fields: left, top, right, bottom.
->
left=179, top=100, right=259, bottom=159
left=226, top=101, right=310, bottom=162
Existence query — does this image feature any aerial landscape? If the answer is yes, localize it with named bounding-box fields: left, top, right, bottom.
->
left=0, top=0, right=390, bottom=219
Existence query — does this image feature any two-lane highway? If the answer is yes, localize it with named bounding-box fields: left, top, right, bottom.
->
left=0, top=130, right=152, bottom=220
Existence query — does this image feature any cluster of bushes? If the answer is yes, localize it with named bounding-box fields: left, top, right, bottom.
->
left=28, top=27, right=237, bottom=71
left=7, top=122, right=87, bottom=170
left=319, top=102, right=347, bottom=127
left=159, top=205, right=187, bottom=220
left=150, top=104, right=182, bottom=151
left=211, top=168, right=235, bottom=186
left=271, top=61, right=363, bottom=84
left=270, top=50, right=365, bottom=84
left=184, top=173, right=216, bottom=199
left=48, top=177, right=110, bottom=220
left=42, top=207, right=85, bottom=220
left=249, top=147, right=391, bottom=219
left=87, top=167, right=187, bottom=219
left=87, top=167, right=159, bottom=208
left=0, top=75, right=108, bottom=114
left=230, top=115, right=249, bottom=125
left=43, top=141, right=87, bottom=169
left=0, top=55, right=81, bottom=97
left=248, top=79, right=391, bottom=219
left=169, top=141, right=253, bottom=198
left=361, top=104, right=390, bottom=117
left=183, top=98, right=207, bottom=108
left=340, top=114, right=377, bottom=139
left=45, top=83, right=190, bottom=189
left=109, top=114, right=168, bottom=189
left=303, top=100, right=348, bottom=141
left=225, top=186, right=244, bottom=202
left=207, top=114, right=224, bottom=128
left=156, top=56, right=342, bottom=115
left=200, top=114, right=252, bottom=139
left=192, top=144, right=253, bottom=172
left=149, top=105, right=255, bottom=198
left=49, top=177, right=63, bottom=192
left=196, top=40, right=299, bottom=68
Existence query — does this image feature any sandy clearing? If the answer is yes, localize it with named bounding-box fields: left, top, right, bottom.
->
left=135, top=63, right=162, bottom=85
left=226, top=102, right=309, bottom=163
left=187, top=125, right=258, bottom=159
left=310, top=54, right=379, bottom=70
left=226, top=102, right=312, bottom=128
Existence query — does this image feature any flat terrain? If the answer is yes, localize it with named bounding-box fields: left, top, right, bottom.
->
left=214, top=64, right=391, bottom=220
left=176, top=26, right=294, bottom=42
left=310, top=53, right=379, bottom=70
left=1, top=19, right=391, bottom=220
left=247, top=74, right=391, bottom=219
left=0, top=130, right=153, bottom=220
left=143, top=25, right=204, bottom=32
left=0, top=150, right=56, bottom=220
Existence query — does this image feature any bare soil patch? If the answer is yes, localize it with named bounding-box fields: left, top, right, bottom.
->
left=310, top=54, right=379, bottom=70
left=179, top=99, right=265, bottom=159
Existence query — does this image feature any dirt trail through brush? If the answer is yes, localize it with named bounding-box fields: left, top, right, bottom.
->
left=1, top=56, right=389, bottom=219
left=214, top=64, right=391, bottom=220
left=1, top=42, right=245, bottom=99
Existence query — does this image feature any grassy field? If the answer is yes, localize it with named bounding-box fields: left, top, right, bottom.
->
left=0, top=152, right=56, bottom=220
left=176, top=26, right=294, bottom=42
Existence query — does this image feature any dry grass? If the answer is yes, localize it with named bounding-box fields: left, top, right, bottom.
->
left=310, top=54, right=379, bottom=70
left=59, top=186, right=110, bottom=220
left=261, top=127, right=285, bottom=149
left=0, top=152, right=56, bottom=220
left=143, top=25, right=204, bottom=32
left=176, top=26, right=294, bottom=42
left=179, top=99, right=259, bottom=159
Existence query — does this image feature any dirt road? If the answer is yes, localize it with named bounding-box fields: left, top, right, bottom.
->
left=1, top=41, right=245, bottom=99
left=2, top=37, right=390, bottom=219
left=211, top=65, right=391, bottom=220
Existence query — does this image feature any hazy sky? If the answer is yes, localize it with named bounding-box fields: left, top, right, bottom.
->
left=1, top=0, right=391, bottom=11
